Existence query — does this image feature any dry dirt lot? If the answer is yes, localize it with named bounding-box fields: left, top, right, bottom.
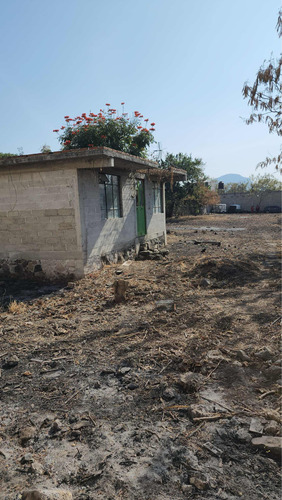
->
left=0, top=213, right=281, bottom=500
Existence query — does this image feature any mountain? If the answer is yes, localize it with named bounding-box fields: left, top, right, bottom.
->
left=217, top=174, right=250, bottom=184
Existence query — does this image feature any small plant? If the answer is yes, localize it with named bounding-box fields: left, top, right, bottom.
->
left=8, top=300, right=27, bottom=314
left=53, top=103, right=156, bottom=158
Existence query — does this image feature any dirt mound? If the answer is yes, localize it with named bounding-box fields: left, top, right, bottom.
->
left=188, top=257, right=260, bottom=286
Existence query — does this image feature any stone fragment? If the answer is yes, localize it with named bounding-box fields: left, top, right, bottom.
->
left=2, top=354, right=19, bottom=369
left=235, top=428, right=252, bottom=443
left=249, top=418, right=264, bottom=435
left=118, top=367, right=131, bottom=375
left=20, top=453, right=34, bottom=464
left=19, top=426, right=36, bottom=446
left=236, top=350, right=250, bottom=362
left=254, top=347, right=273, bottom=361
left=22, top=489, right=73, bottom=500
left=155, top=300, right=176, bottom=312
left=177, top=372, right=203, bottom=393
left=203, top=441, right=223, bottom=456
left=162, top=387, right=177, bottom=401
left=264, top=420, right=280, bottom=436
left=190, top=476, right=209, bottom=490
left=201, top=278, right=211, bottom=287
left=251, top=435, right=282, bottom=458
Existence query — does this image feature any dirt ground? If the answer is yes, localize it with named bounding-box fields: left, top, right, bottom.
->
left=0, top=213, right=281, bottom=500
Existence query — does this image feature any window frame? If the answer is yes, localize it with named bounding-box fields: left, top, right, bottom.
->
left=99, top=173, right=122, bottom=219
left=153, top=181, right=163, bottom=214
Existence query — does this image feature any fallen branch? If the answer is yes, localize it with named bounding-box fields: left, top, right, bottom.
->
left=65, top=390, right=80, bottom=404
left=259, top=390, right=276, bottom=400
left=193, top=413, right=233, bottom=422
left=206, top=359, right=223, bottom=379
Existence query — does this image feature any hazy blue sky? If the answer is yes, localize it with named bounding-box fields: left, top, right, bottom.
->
left=0, top=0, right=281, bottom=179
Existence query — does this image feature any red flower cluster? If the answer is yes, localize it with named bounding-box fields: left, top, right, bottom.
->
left=53, top=104, right=156, bottom=152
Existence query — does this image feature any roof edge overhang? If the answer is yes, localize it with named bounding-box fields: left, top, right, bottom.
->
left=0, top=147, right=187, bottom=181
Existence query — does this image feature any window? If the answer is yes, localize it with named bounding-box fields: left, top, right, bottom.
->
left=153, top=182, right=163, bottom=213
left=99, top=174, right=122, bottom=219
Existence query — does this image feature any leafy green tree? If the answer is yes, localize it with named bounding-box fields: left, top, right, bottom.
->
left=0, top=152, right=16, bottom=158
left=53, top=104, right=155, bottom=158
left=160, top=153, right=212, bottom=216
left=242, top=9, right=282, bottom=171
left=249, top=173, right=282, bottom=206
left=224, top=182, right=249, bottom=193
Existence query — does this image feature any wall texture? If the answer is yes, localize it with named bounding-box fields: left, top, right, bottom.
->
left=78, top=169, right=166, bottom=272
left=0, top=167, right=83, bottom=279
left=220, top=190, right=282, bottom=211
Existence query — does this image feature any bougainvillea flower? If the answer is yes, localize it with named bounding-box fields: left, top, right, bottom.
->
left=53, top=129, right=59, bottom=132
left=105, top=103, right=110, bottom=106
left=150, top=128, right=155, bottom=131
left=64, top=116, right=69, bottom=118
left=142, top=128, right=149, bottom=132
left=101, top=135, right=107, bottom=139
left=64, top=140, right=71, bottom=145
left=121, top=102, right=125, bottom=105
left=150, top=122, right=155, bottom=126
left=61, top=126, right=65, bottom=130
left=144, top=119, right=149, bottom=122
left=137, top=126, right=142, bottom=129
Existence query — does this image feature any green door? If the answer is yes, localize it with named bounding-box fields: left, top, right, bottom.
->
left=136, top=180, right=146, bottom=236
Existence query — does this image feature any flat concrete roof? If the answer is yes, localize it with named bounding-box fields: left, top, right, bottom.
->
left=0, top=147, right=187, bottom=181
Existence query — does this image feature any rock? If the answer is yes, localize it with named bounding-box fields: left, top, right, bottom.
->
left=22, top=489, right=73, bottom=500
left=127, top=383, right=138, bottom=390
left=251, top=436, right=282, bottom=458
left=265, top=365, right=281, bottom=381
left=203, top=441, right=223, bottom=456
left=264, top=420, right=280, bottom=436
left=177, top=372, right=203, bottom=393
left=29, top=460, right=44, bottom=475
left=254, top=347, right=273, bottom=361
left=234, top=428, right=252, bottom=443
left=162, top=387, right=177, bottom=401
left=2, top=354, right=19, bottom=369
left=182, top=484, right=193, bottom=494
left=118, top=367, right=131, bottom=375
left=19, top=426, right=36, bottom=446
left=201, top=278, right=211, bottom=287
left=190, top=475, right=209, bottom=490
left=236, top=350, right=250, bottom=362
left=249, top=418, right=264, bottom=435
left=20, top=453, right=34, bottom=464
left=155, top=300, right=176, bottom=312
left=49, top=419, right=65, bottom=436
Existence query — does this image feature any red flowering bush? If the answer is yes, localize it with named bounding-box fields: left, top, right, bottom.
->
left=53, top=103, right=156, bottom=158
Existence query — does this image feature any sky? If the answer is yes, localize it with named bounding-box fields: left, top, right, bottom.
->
left=0, top=0, right=281, bottom=179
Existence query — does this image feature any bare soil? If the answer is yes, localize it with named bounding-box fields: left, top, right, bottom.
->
left=0, top=214, right=281, bottom=500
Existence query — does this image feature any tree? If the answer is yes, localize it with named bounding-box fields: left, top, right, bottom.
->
left=0, top=152, right=16, bottom=158
left=53, top=104, right=155, bottom=158
left=40, top=144, right=52, bottom=153
left=160, top=153, right=215, bottom=216
left=224, top=182, right=249, bottom=193
left=242, top=9, right=282, bottom=172
left=249, top=173, right=282, bottom=206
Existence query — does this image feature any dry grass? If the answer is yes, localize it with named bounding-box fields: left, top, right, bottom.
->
left=8, top=300, right=27, bottom=314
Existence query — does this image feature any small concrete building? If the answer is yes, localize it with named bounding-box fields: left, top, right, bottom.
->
left=0, top=147, right=186, bottom=279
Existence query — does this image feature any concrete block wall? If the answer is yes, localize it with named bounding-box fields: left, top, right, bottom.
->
left=0, top=167, right=83, bottom=279
left=78, top=170, right=166, bottom=272
left=220, top=190, right=282, bottom=211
